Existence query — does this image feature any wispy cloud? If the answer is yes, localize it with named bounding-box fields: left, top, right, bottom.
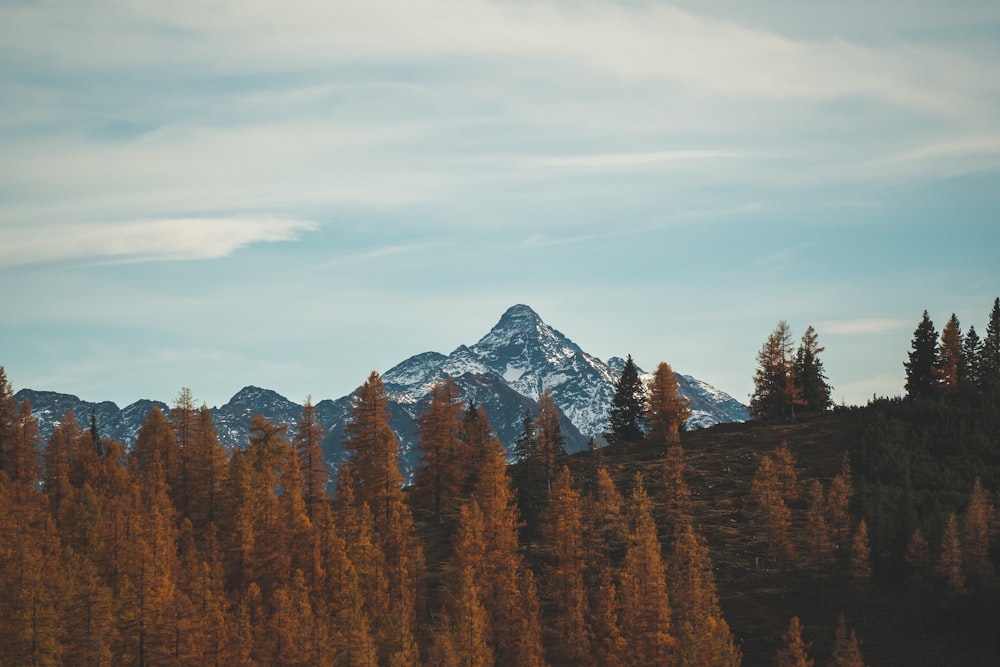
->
left=819, top=318, right=909, bottom=336
left=0, top=217, right=317, bottom=267
left=525, top=150, right=748, bottom=170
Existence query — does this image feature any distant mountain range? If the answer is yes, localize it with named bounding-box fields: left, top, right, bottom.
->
left=15, top=304, right=748, bottom=474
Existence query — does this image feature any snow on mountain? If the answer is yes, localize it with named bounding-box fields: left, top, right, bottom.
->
left=14, top=304, right=747, bottom=473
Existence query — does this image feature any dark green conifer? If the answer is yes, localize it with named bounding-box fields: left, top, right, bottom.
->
left=607, top=355, right=646, bottom=443
left=904, top=311, right=938, bottom=400
left=793, top=325, right=832, bottom=411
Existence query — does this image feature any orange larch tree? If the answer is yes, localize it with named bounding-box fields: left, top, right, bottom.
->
left=961, top=476, right=995, bottom=580
left=751, top=454, right=794, bottom=562
left=413, top=379, right=465, bottom=523
left=804, top=479, right=834, bottom=571
left=826, top=454, right=854, bottom=553
left=294, top=397, right=330, bottom=527
left=774, top=616, right=814, bottom=667
left=849, top=520, right=872, bottom=594
left=646, top=361, right=691, bottom=445
left=936, top=512, right=965, bottom=597
left=827, top=612, right=865, bottom=667
left=661, top=444, right=694, bottom=538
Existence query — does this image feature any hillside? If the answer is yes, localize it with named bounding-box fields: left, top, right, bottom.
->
left=537, top=408, right=999, bottom=666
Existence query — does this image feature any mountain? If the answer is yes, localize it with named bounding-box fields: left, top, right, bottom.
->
left=15, top=304, right=747, bottom=473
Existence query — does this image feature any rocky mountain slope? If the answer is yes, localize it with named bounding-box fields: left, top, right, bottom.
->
left=15, top=304, right=748, bottom=473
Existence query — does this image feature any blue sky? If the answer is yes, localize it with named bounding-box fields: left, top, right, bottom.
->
left=2, top=0, right=999, bottom=410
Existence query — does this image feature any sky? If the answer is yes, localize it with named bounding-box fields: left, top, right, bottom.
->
left=2, top=0, right=999, bottom=411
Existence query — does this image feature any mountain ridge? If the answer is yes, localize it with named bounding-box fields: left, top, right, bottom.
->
left=14, top=304, right=748, bottom=472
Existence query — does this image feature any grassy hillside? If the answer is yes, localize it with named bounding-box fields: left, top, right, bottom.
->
left=525, top=408, right=1000, bottom=666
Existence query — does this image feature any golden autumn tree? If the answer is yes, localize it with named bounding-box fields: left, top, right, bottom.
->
left=903, top=528, right=931, bottom=601
left=772, top=441, right=801, bottom=505
left=849, top=520, right=872, bottom=594
left=582, top=466, right=627, bottom=667
left=471, top=431, right=545, bottom=667
left=667, top=522, right=741, bottom=667
left=646, top=361, right=691, bottom=445
left=294, top=397, right=330, bottom=527
left=934, top=313, right=963, bottom=391
left=827, top=613, right=865, bottom=667
left=751, top=453, right=794, bottom=562
left=662, top=444, right=693, bottom=538
left=413, top=379, right=466, bottom=523
left=936, top=512, right=965, bottom=597
left=620, top=473, right=675, bottom=666
left=534, top=388, right=566, bottom=495
left=538, top=465, right=591, bottom=665
left=961, top=476, right=995, bottom=579
left=774, top=616, right=814, bottom=667
left=804, top=479, right=834, bottom=571
left=826, top=454, right=854, bottom=553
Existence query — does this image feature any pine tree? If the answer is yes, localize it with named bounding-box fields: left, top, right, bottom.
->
left=646, top=361, right=691, bottom=445
left=934, top=313, right=963, bottom=392
left=413, top=379, right=465, bottom=523
left=751, top=321, right=799, bottom=420
left=827, top=613, right=865, bottom=667
left=607, top=355, right=646, bottom=443
left=774, top=616, right=814, bottom=667
left=962, top=325, right=982, bottom=388
left=794, top=326, right=832, bottom=411
left=538, top=466, right=591, bottom=664
left=619, top=473, right=675, bottom=666
left=982, top=297, right=1000, bottom=389
left=904, top=311, right=938, bottom=400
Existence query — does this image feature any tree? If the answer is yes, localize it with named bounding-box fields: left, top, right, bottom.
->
left=936, top=513, right=965, bottom=597
left=934, top=313, right=963, bottom=392
left=961, top=477, right=995, bottom=579
left=607, top=355, right=646, bottom=443
left=750, top=321, right=798, bottom=420
left=751, top=453, right=793, bottom=562
left=413, top=379, right=465, bottom=523
left=294, top=397, right=329, bottom=525
left=849, top=520, right=872, bottom=594
left=793, top=326, right=832, bottom=411
left=343, top=371, right=405, bottom=532
left=538, top=466, right=591, bottom=665
left=534, top=388, right=566, bottom=494
left=982, top=297, right=1000, bottom=389
left=667, top=523, right=742, bottom=667
left=804, top=480, right=834, bottom=571
left=774, top=616, right=813, bottom=667
left=962, top=325, right=982, bottom=388
left=827, top=613, right=865, bottom=667
left=904, top=311, right=938, bottom=400
left=661, top=445, right=693, bottom=537
left=619, top=474, right=675, bottom=666
left=441, top=501, right=494, bottom=667
left=826, top=454, right=854, bottom=552
left=646, top=361, right=691, bottom=445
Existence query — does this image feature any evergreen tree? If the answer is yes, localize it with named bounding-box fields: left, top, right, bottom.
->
left=646, top=361, right=691, bottom=445
left=607, top=355, right=646, bottom=443
left=962, top=325, right=982, bottom=388
left=904, top=311, right=938, bottom=400
left=750, top=321, right=799, bottom=420
left=934, top=313, right=963, bottom=392
left=983, top=297, right=1000, bottom=389
left=793, top=326, right=832, bottom=411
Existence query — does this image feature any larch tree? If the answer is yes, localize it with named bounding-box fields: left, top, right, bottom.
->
left=793, top=326, right=832, bottom=412
left=441, top=501, right=494, bottom=667
left=667, top=522, right=742, bottom=667
left=534, top=388, right=567, bottom=495
left=903, top=528, right=931, bottom=601
left=750, top=321, right=799, bottom=421
left=607, top=355, right=646, bottom=443
left=619, top=473, right=675, bottom=666
left=185, top=405, right=228, bottom=544
left=804, top=479, right=834, bottom=571
left=936, top=513, right=965, bottom=597
left=934, top=313, right=963, bottom=392
left=661, top=444, right=693, bottom=538
left=343, top=371, right=405, bottom=533
left=772, top=441, right=801, bottom=505
left=413, top=379, right=466, bottom=523
left=751, top=454, right=793, bottom=562
left=962, top=477, right=995, bottom=579
left=774, top=616, right=814, bottom=667
left=294, top=397, right=329, bottom=526
left=0, top=366, right=18, bottom=477
left=826, top=454, right=854, bottom=553
left=827, top=613, right=865, bottom=667
left=849, top=520, right=872, bottom=594
left=646, top=361, right=691, bottom=445
left=904, top=311, right=938, bottom=400
left=538, top=466, right=591, bottom=665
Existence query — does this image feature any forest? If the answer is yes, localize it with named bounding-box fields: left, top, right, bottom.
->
left=0, top=298, right=997, bottom=666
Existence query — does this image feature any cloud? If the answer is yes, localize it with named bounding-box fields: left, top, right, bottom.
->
left=525, top=150, right=749, bottom=170
left=818, top=318, right=909, bottom=336
left=0, top=217, right=317, bottom=267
